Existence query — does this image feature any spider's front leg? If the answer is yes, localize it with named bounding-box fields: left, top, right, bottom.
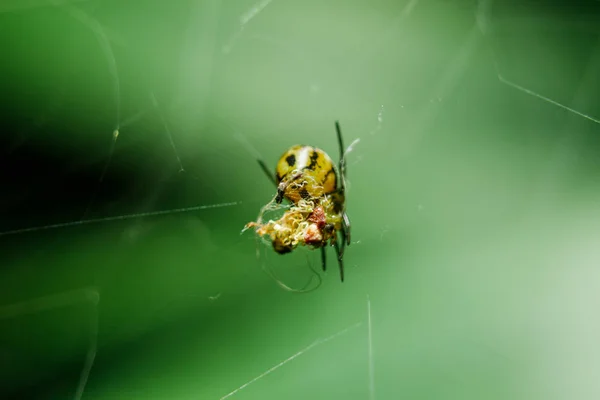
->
left=320, top=247, right=327, bottom=272
left=332, top=234, right=345, bottom=282
left=342, top=212, right=351, bottom=246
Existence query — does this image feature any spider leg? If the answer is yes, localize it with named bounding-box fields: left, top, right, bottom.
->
left=335, top=121, right=347, bottom=190
left=320, top=247, right=327, bottom=272
left=338, top=223, right=347, bottom=259
left=343, top=212, right=351, bottom=246
left=332, top=234, right=345, bottom=282
left=335, top=121, right=351, bottom=246
left=257, top=159, right=277, bottom=187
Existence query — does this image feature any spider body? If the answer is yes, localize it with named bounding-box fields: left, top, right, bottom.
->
left=275, top=146, right=337, bottom=204
left=246, top=122, right=351, bottom=282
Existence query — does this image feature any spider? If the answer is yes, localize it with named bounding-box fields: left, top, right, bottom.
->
left=245, top=121, right=351, bottom=282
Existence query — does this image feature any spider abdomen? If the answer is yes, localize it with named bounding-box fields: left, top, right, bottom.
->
left=275, top=145, right=337, bottom=204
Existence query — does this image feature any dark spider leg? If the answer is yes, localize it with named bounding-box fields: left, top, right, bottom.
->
left=257, top=159, right=277, bottom=187
left=339, top=224, right=347, bottom=258
left=332, top=235, right=345, bottom=282
left=335, top=121, right=352, bottom=246
left=257, top=158, right=290, bottom=204
left=335, top=121, right=346, bottom=185
left=343, top=212, right=351, bottom=245
left=321, top=247, right=327, bottom=272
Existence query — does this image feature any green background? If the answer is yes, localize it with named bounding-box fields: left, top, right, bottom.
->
left=1, top=0, right=599, bottom=399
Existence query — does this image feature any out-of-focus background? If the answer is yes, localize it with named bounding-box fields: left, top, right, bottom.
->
left=1, top=0, right=599, bottom=399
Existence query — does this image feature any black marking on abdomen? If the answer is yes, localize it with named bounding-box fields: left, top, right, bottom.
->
left=323, top=167, right=336, bottom=184
left=305, top=149, right=320, bottom=171
left=299, top=188, right=310, bottom=199
left=286, top=154, right=296, bottom=167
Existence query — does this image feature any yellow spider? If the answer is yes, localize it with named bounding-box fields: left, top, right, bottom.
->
left=245, top=121, right=351, bottom=282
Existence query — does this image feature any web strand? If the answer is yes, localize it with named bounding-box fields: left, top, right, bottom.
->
left=219, top=322, right=362, bottom=400
left=0, top=202, right=240, bottom=237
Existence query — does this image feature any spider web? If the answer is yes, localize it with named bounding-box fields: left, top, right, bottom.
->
left=2, top=0, right=600, bottom=399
